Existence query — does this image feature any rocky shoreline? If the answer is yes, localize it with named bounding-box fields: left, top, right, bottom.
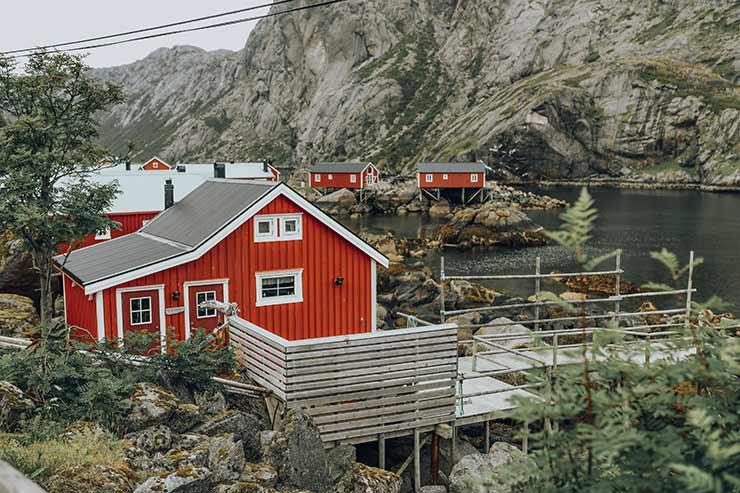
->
left=506, top=179, right=740, bottom=193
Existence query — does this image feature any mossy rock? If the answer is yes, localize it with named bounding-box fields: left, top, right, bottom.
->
left=46, top=464, right=137, bottom=493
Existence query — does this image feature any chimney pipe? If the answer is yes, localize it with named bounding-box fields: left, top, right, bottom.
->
left=125, top=162, right=131, bottom=171
left=164, top=179, right=174, bottom=209
left=213, top=162, right=226, bottom=179
left=263, top=160, right=269, bottom=173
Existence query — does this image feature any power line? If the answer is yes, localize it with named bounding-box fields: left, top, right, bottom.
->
left=3, top=0, right=297, bottom=55
left=4, top=0, right=351, bottom=59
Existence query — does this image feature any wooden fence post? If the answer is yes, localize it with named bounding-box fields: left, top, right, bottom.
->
left=534, top=256, right=541, bottom=332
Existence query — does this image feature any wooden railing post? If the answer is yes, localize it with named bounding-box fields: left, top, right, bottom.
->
left=440, top=256, right=446, bottom=324
left=534, top=256, right=541, bottom=332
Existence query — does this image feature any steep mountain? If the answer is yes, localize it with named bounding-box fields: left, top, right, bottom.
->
left=94, top=0, right=740, bottom=185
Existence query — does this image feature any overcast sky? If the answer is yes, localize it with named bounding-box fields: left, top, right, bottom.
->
left=1, top=0, right=268, bottom=67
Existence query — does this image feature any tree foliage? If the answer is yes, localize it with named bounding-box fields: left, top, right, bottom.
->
left=0, top=51, right=125, bottom=323
left=505, top=188, right=740, bottom=492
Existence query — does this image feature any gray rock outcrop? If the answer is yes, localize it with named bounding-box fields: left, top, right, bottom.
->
left=449, top=442, right=535, bottom=493
left=92, top=1, right=740, bottom=186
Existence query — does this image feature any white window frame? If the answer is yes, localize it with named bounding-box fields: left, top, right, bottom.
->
left=443, top=174, right=449, bottom=180
left=95, top=227, right=111, bottom=240
left=152, top=162, right=159, bottom=168
left=425, top=174, right=433, bottom=183
left=280, top=215, right=303, bottom=241
left=471, top=173, right=479, bottom=183
left=195, top=290, right=217, bottom=319
left=315, top=173, right=321, bottom=183
left=254, top=217, right=277, bottom=242
left=129, top=296, right=152, bottom=326
left=350, top=174, right=357, bottom=183
left=256, top=269, right=304, bottom=307
left=328, top=174, right=333, bottom=181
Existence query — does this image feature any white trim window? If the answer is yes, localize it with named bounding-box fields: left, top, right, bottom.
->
left=328, top=174, right=333, bottom=181
left=130, top=296, right=152, bottom=325
left=280, top=215, right=302, bottom=240
left=315, top=173, right=321, bottom=183
left=196, top=290, right=217, bottom=319
left=471, top=173, right=479, bottom=183
left=350, top=174, right=357, bottom=183
left=95, top=227, right=111, bottom=240
left=152, top=162, right=159, bottom=168
left=254, top=217, right=277, bottom=242
left=256, top=270, right=303, bottom=307
left=425, top=174, right=433, bottom=183
left=443, top=174, right=449, bottom=180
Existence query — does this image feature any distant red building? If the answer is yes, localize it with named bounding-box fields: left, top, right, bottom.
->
left=308, top=162, right=379, bottom=190
left=55, top=180, right=388, bottom=347
left=417, top=162, right=487, bottom=189
left=141, top=157, right=172, bottom=171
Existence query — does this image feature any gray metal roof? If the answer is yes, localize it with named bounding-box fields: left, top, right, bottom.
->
left=56, top=179, right=277, bottom=285
left=140, top=180, right=276, bottom=247
left=309, top=162, right=371, bottom=173
left=55, top=233, right=186, bottom=285
left=417, top=162, right=487, bottom=173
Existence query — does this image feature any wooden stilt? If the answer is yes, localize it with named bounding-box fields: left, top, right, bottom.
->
left=414, top=428, right=422, bottom=492
left=462, top=187, right=466, bottom=203
left=379, top=434, right=386, bottom=470
left=484, top=420, right=490, bottom=453
left=522, top=421, right=529, bottom=455
left=449, top=421, right=457, bottom=475
left=431, top=432, right=440, bottom=484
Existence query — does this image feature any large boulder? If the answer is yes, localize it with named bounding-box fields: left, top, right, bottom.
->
left=351, top=462, right=401, bottom=493
left=315, top=189, right=357, bottom=215
left=129, top=424, right=173, bottom=453
left=125, top=383, right=180, bottom=431
left=263, top=409, right=353, bottom=492
left=0, top=380, right=34, bottom=430
left=449, top=442, right=534, bottom=493
left=196, top=410, right=264, bottom=462
left=209, top=433, right=246, bottom=483
left=0, top=236, right=38, bottom=307
left=436, top=204, right=547, bottom=248
left=0, top=293, right=38, bottom=337
left=476, top=318, right=533, bottom=350
left=134, top=467, right=210, bottom=493
left=47, top=464, right=137, bottom=493
left=428, top=200, right=452, bottom=218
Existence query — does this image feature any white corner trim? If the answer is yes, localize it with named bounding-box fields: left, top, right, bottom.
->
left=255, top=269, right=304, bottom=307
left=95, top=291, right=105, bottom=343
left=371, top=260, right=377, bottom=332
left=83, top=183, right=388, bottom=294
left=183, top=279, right=229, bottom=339
left=62, top=274, right=69, bottom=327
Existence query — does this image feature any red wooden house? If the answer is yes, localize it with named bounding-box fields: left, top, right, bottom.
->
left=416, top=162, right=487, bottom=189
left=55, top=179, right=388, bottom=348
left=308, top=162, right=379, bottom=190
left=416, top=162, right=489, bottom=203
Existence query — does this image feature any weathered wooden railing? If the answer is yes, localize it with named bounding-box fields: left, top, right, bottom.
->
left=228, top=317, right=459, bottom=446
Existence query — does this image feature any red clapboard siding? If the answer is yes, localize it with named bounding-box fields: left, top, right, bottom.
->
left=418, top=172, right=484, bottom=189
left=63, top=274, right=98, bottom=342
left=98, top=194, right=372, bottom=342
left=142, top=158, right=170, bottom=170
left=310, top=172, right=362, bottom=189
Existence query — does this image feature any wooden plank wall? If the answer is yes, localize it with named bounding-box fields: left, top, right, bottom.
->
left=229, top=322, right=288, bottom=401
left=284, top=325, right=458, bottom=445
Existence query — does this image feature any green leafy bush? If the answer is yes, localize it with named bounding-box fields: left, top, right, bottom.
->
left=505, top=188, right=740, bottom=492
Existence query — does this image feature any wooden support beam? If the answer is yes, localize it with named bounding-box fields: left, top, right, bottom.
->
left=379, top=434, right=386, bottom=470
left=484, top=420, right=490, bottom=453
left=431, top=432, right=440, bottom=485
left=435, top=423, right=453, bottom=440
left=414, top=428, right=422, bottom=492
left=396, top=434, right=431, bottom=476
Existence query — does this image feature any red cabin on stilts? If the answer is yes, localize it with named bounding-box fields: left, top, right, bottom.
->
left=308, top=162, right=379, bottom=190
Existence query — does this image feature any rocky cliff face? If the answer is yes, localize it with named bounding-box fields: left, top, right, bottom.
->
left=95, top=0, right=740, bottom=184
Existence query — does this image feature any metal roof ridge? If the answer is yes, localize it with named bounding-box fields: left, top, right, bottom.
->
left=204, top=178, right=279, bottom=186
left=135, top=231, right=193, bottom=251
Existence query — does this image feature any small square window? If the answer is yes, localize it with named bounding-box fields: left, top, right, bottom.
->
left=471, top=173, right=479, bottom=182
left=95, top=227, right=111, bottom=240
left=315, top=173, right=321, bottom=182
left=258, top=221, right=271, bottom=234
left=196, top=291, right=217, bottom=318
left=130, top=296, right=152, bottom=325
left=425, top=174, right=433, bottom=183
left=350, top=174, right=357, bottom=183
left=279, top=215, right=302, bottom=240
left=152, top=162, right=159, bottom=168
left=443, top=174, right=448, bottom=180
left=328, top=174, right=333, bottom=180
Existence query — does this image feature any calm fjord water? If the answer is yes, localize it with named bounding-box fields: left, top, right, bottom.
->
left=347, top=186, right=740, bottom=311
